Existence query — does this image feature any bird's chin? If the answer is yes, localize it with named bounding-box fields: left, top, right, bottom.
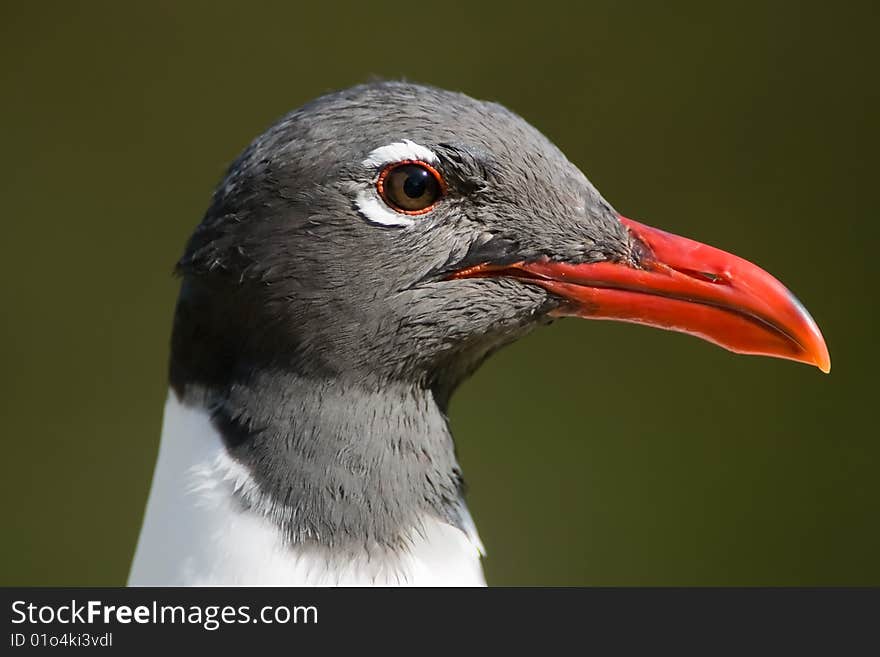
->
left=446, top=216, right=830, bottom=373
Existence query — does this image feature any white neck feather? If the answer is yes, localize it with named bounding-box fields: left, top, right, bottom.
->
left=129, top=392, right=486, bottom=586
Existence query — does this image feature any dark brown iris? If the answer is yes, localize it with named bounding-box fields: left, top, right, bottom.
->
left=377, top=160, right=444, bottom=214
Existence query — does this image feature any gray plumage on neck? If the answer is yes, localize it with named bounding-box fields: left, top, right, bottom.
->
left=171, top=283, right=544, bottom=550
left=181, top=375, right=467, bottom=551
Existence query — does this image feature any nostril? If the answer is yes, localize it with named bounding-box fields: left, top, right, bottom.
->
left=672, top=266, right=730, bottom=285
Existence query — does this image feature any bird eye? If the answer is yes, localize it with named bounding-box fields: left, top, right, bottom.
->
left=377, top=160, right=444, bottom=214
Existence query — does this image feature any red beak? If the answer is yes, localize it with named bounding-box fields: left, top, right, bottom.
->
left=450, top=215, right=830, bottom=373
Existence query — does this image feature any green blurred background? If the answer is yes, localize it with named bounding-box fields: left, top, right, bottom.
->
left=2, top=1, right=877, bottom=586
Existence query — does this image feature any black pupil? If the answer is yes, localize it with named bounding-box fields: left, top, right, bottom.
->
left=402, top=167, right=430, bottom=198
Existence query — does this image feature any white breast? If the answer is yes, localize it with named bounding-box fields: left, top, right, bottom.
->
left=128, top=392, right=486, bottom=586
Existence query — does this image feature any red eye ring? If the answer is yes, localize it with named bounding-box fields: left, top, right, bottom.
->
left=376, top=160, right=446, bottom=215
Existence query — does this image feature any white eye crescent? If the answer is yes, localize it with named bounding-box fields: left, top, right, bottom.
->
left=362, top=139, right=439, bottom=169
left=356, top=140, right=440, bottom=227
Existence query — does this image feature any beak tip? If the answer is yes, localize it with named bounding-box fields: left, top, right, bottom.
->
left=799, top=309, right=830, bottom=374
left=785, top=289, right=830, bottom=373
left=803, top=335, right=830, bottom=373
